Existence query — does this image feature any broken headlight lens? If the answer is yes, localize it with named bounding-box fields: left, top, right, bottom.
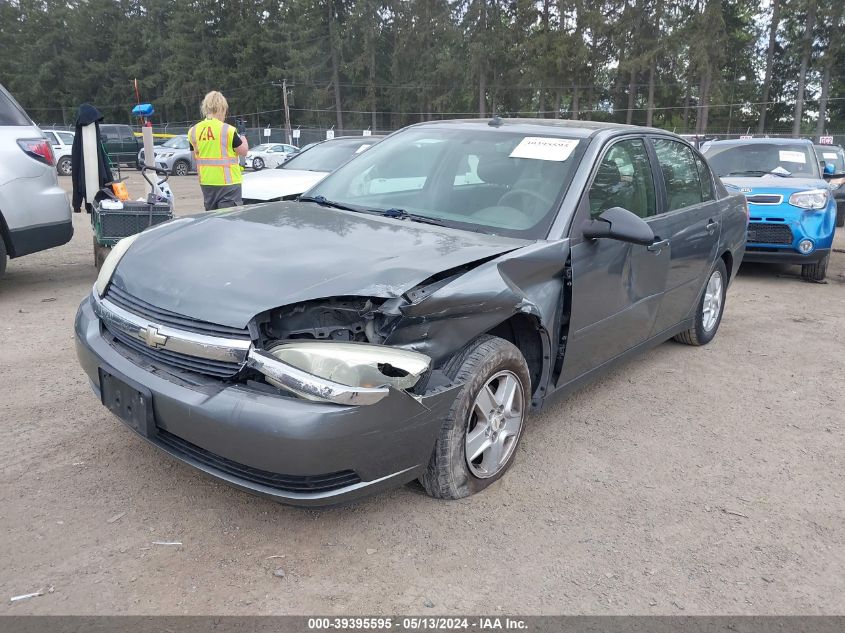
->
left=266, top=341, right=431, bottom=391
left=94, top=233, right=140, bottom=297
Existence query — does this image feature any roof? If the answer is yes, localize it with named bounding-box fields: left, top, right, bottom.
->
left=410, top=117, right=668, bottom=139
left=706, top=137, right=815, bottom=147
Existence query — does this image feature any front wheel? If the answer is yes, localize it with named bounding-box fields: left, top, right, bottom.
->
left=172, top=160, right=190, bottom=177
left=802, top=253, right=828, bottom=282
left=252, top=157, right=264, bottom=171
left=57, top=156, right=72, bottom=176
left=420, top=335, right=531, bottom=500
left=674, top=258, right=727, bottom=346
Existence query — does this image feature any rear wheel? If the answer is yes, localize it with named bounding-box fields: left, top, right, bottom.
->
left=674, top=258, right=727, bottom=346
left=252, top=157, right=264, bottom=171
left=57, top=156, right=72, bottom=176
left=420, top=335, right=530, bottom=500
left=172, top=160, right=190, bottom=176
left=801, top=253, right=828, bottom=282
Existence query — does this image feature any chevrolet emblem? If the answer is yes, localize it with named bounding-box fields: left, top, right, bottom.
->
left=139, top=325, right=168, bottom=349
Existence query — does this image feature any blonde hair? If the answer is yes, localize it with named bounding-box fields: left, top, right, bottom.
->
left=200, top=91, right=228, bottom=118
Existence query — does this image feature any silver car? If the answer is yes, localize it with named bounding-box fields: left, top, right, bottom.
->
left=0, top=84, right=73, bottom=278
left=138, top=135, right=194, bottom=176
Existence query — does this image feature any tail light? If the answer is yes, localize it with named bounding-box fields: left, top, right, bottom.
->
left=17, top=138, right=55, bottom=166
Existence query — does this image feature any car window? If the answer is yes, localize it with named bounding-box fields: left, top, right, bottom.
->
left=0, top=85, right=32, bottom=126
left=349, top=140, right=443, bottom=195
left=703, top=142, right=819, bottom=179
left=588, top=139, right=656, bottom=219
left=653, top=139, right=703, bottom=212
left=120, top=128, right=136, bottom=143
left=694, top=154, right=715, bottom=201
left=44, top=131, right=58, bottom=144
left=58, top=132, right=74, bottom=145
left=282, top=141, right=376, bottom=172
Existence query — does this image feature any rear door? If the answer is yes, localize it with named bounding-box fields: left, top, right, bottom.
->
left=559, top=136, right=670, bottom=385
left=647, top=137, right=721, bottom=335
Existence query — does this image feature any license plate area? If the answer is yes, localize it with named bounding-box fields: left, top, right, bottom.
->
left=99, top=368, right=156, bottom=437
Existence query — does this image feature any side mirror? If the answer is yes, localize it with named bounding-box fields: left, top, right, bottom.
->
left=583, top=207, right=655, bottom=246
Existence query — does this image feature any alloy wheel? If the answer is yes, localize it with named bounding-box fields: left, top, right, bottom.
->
left=702, top=270, right=723, bottom=332
left=465, top=370, right=525, bottom=479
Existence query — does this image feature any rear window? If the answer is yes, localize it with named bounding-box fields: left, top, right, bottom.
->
left=0, top=85, right=33, bottom=126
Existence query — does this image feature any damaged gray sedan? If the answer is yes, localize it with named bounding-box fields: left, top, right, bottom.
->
left=75, top=119, right=747, bottom=505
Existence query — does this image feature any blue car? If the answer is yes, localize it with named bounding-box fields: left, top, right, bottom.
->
left=702, top=138, right=837, bottom=281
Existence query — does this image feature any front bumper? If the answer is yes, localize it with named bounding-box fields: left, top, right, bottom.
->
left=74, top=296, right=459, bottom=506
left=743, top=247, right=830, bottom=265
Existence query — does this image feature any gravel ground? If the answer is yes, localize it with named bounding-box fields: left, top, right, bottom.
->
left=1, top=173, right=843, bottom=615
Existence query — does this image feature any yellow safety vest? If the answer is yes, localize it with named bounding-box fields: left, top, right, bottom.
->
left=188, top=117, right=242, bottom=186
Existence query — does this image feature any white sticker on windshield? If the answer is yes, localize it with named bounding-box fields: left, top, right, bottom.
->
left=779, top=150, right=806, bottom=163
left=823, top=152, right=838, bottom=160
left=355, top=144, right=371, bottom=154
left=509, top=137, right=579, bottom=161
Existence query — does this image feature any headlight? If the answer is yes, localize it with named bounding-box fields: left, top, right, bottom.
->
left=247, top=342, right=431, bottom=405
left=788, top=189, right=828, bottom=209
left=94, top=233, right=140, bottom=297
left=160, top=152, right=173, bottom=158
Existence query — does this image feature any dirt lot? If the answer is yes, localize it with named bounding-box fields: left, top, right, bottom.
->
left=1, top=173, right=844, bottom=615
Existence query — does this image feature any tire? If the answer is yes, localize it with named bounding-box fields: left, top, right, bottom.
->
left=802, top=253, right=828, bottom=282
left=836, top=205, right=844, bottom=228
left=420, top=335, right=531, bottom=500
left=57, top=156, right=72, bottom=176
left=252, top=157, right=264, bottom=171
left=674, top=258, right=728, bottom=346
left=172, top=160, right=190, bottom=177
left=0, top=235, right=7, bottom=279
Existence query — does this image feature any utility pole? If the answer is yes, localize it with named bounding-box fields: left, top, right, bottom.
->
left=272, top=80, right=293, bottom=145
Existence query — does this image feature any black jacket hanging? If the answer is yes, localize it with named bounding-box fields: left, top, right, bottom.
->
left=71, top=103, right=114, bottom=213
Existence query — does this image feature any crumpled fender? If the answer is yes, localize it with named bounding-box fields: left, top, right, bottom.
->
left=384, top=240, right=571, bottom=372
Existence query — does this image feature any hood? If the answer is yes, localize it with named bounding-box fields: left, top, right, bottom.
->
left=111, top=201, right=528, bottom=328
left=241, top=168, right=328, bottom=201
left=721, top=176, right=828, bottom=195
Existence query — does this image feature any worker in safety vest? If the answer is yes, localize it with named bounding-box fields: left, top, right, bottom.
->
left=188, top=91, right=249, bottom=210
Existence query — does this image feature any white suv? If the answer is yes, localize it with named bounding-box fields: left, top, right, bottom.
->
left=0, top=84, right=73, bottom=278
left=43, top=128, right=75, bottom=176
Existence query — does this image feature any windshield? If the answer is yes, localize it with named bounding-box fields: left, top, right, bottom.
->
left=815, top=145, right=845, bottom=174
left=162, top=136, right=189, bottom=149
left=703, top=142, right=819, bottom=179
left=251, top=144, right=272, bottom=152
left=281, top=140, right=377, bottom=172
left=306, top=127, right=584, bottom=238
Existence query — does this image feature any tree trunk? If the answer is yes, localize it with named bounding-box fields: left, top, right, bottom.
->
left=793, top=0, right=816, bottom=137
left=646, top=62, right=655, bottom=127
left=758, top=0, right=780, bottom=133
left=571, top=83, right=579, bottom=120
left=554, top=89, right=562, bottom=119
left=368, top=24, right=377, bottom=132
left=682, top=79, right=690, bottom=133
left=328, top=0, right=343, bottom=131
left=479, top=73, right=486, bottom=118
left=626, top=67, right=636, bottom=125
left=816, top=62, right=830, bottom=137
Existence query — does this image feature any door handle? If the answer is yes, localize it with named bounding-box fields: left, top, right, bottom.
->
left=706, top=219, right=719, bottom=234
left=647, top=238, right=670, bottom=253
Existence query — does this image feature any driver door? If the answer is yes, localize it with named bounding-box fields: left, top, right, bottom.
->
left=558, top=137, right=670, bottom=385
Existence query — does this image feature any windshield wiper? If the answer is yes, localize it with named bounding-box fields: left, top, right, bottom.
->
left=725, top=169, right=791, bottom=178
left=298, top=195, right=361, bottom=213
left=378, top=208, right=447, bottom=226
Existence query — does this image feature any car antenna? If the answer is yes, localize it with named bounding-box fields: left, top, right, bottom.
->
left=488, top=115, right=503, bottom=127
